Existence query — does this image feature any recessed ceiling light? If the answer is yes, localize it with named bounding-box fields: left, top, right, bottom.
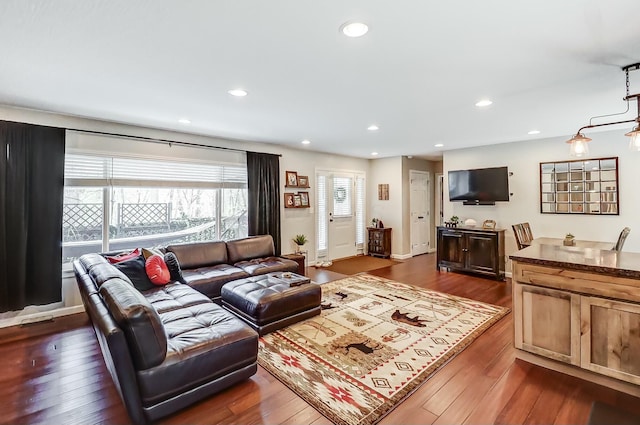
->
left=528, top=130, right=541, bottom=135
left=301, top=139, right=311, bottom=145
left=340, top=21, right=369, bottom=38
left=475, top=99, right=493, bottom=107
left=371, top=152, right=379, bottom=156
left=178, top=118, right=191, bottom=125
left=367, top=125, right=379, bottom=131
left=228, top=89, right=248, bottom=97
left=434, top=143, right=444, bottom=148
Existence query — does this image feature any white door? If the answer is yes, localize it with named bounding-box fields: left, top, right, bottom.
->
left=410, top=170, right=430, bottom=256
left=328, top=175, right=356, bottom=260
left=316, top=171, right=364, bottom=262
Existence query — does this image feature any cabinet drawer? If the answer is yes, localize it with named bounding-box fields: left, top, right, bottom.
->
left=513, top=263, right=640, bottom=303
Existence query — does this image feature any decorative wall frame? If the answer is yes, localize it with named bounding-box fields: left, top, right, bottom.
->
left=299, top=191, right=309, bottom=207
left=378, top=183, right=389, bottom=200
left=539, top=157, right=619, bottom=215
left=284, top=193, right=295, bottom=208
left=285, top=171, right=298, bottom=187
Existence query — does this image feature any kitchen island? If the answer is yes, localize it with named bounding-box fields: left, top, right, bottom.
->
left=510, top=244, right=640, bottom=396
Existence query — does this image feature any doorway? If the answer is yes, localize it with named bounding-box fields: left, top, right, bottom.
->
left=410, top=170, right=430, bottom=256
left=316, top=170, right=365, bottom=263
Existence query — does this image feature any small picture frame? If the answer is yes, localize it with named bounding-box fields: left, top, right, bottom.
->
left=297, top=175, right=309, bottom=187
left=378, top=183, right=389, bottom=200
left=299, top=191, right=309, bottom=207
left=293, top=194, right=302, bottom=207
left=482, top=219, right=496, bottom=230
left=286, top=171, right=298, bottom=187
left=284, top=192, right=295, bottom=208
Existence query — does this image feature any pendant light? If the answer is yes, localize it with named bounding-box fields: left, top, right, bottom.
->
left=566, top=62, right=640, bottom=156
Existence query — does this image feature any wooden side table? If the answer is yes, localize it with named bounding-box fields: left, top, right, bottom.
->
left=367, top=227, right=392, bottom=258
left=282, top=253, right=306, bottom=276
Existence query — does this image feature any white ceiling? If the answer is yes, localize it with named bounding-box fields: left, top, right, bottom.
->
left=1, top=0, right=639, bottom=159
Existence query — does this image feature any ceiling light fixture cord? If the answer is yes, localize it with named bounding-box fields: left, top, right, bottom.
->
left=566, top=62, right=640, bottom=156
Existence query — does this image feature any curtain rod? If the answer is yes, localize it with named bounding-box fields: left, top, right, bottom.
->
left=66, top=128, right=282, bottom=157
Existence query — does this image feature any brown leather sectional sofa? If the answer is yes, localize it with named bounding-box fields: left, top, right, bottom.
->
left=166, top=235, right=299, bottom=301
left=73, top=235, right=300, bottom=424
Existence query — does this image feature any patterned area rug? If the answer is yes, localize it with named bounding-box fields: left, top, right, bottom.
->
left=258, top=274, right=509, bottom=425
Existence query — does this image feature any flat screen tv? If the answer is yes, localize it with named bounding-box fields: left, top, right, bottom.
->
left=448, top=166, right=510, bottom=205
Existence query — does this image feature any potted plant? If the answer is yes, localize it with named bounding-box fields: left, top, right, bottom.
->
left=448, top=215, right=460, bottom=227
left=293, top=234, right=308, bottom=253
left=563, top=233, right=575, bottom=246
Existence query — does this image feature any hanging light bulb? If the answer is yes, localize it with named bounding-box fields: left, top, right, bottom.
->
left=566, top=132, right=591, bottom=157
left=627, top=124, right=640, bottom=151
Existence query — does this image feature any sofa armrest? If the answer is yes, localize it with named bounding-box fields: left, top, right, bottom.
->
left=99, top=279, right=168, bottom=370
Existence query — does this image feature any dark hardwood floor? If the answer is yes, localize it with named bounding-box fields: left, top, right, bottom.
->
left=2, top=253, right=640, bottom=424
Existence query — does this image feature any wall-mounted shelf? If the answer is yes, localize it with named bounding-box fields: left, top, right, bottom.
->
left=284, top=170, right=311, bottom=208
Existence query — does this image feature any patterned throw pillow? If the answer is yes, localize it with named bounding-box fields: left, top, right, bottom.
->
left=145, top=254, right=171, bottom=286
left=164, top=252, right=186, bottom=284
left=104, top=248, right=141, bottom=264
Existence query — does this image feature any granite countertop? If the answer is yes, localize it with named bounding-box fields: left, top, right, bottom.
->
left=510, top=244, right=640, bottom=279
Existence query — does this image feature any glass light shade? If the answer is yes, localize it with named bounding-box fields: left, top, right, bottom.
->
left=626, top=125, right=640, bottom=151
left=566, top=133, right=591, bottom=157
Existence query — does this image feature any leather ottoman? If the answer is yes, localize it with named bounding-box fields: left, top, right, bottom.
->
left=221, top=273, right=321, bottom=335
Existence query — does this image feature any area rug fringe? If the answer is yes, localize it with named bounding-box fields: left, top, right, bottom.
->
left=258, top=274, right=509, bottom=425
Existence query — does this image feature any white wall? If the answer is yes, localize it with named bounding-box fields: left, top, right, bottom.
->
left=443, top=128, right=640, bottom=270
left=280, top=150, right=368, bottom=261
left=368, top=157, right=404, bottom=257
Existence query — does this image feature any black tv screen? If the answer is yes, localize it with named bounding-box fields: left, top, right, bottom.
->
left=448, top=166, right=509, bottom=203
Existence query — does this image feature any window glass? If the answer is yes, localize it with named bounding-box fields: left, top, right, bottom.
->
left=333, top=176, right=352, bottom=217
left=62, top=153, right=247, bottom=264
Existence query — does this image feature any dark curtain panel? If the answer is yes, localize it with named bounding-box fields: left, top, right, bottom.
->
left=0, top=120, right=65, bottom=313
left=246, top=152, right=281, bottom=255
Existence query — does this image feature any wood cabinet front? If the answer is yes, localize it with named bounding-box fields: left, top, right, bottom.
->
left=581, top=296, right=640, bottom=385
left=367, top=227, right=391, bottom=258
left=436, top=226, right=505, bottom=280
left=512, top=260, right=640, bottom=395
left=514, top=283, right=580, bottom=366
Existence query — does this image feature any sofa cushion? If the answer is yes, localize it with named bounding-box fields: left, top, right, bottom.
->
left=226, top=235, right=275, bottom=264
left=113, top=255, right=156, bottom=292
left=135, top=301, right=258, bottom=407
left=233, top=257, right=299, bottom=276
left=166, top=241, right=228, bottom=269
left=180, top=264, right=249, bottom=299
left=99, top=279, right=168, bottom=370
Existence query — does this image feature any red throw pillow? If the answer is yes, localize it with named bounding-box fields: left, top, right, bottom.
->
left=145, top=254, right=171, bottom=286
left=105, top=248, right=141, bottom=264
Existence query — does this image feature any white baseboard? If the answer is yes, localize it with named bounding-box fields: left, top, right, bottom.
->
left=391, top=253, right=413, bottom=260
left=0, top=304, right=85, bottom=329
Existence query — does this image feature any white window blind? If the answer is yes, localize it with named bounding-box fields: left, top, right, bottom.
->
left=65, top=154, right=247, bottom=188
left=317, top=175, right=327, bottom=256
left=333, top=176, right=352, bottom=217
left=355, top=175, right=365, bottom=247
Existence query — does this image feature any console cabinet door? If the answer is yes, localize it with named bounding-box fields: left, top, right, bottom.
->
left=466, top=232, right=498, bottom=275
left=581, top=296, right=640, bottom=385
left=437, top=229, right=465, bottom=269
left=514, top=282, right=581, bottom=366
